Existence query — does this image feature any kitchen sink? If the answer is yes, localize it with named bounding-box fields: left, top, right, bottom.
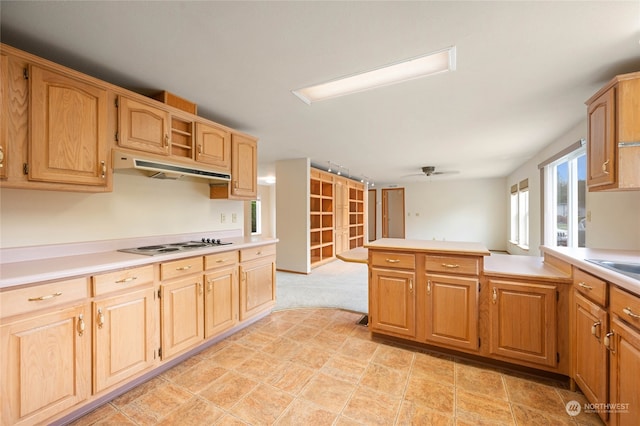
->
left=586, top=259, right=640, bottom=281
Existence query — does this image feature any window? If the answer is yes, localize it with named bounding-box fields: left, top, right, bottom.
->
left=543, top=144, right=586, bottom=247
left=251, top=199, right=261, bottom=235
left=509, top=179, right=529, bottom=249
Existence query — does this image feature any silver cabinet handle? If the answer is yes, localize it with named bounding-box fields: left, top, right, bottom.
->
left=623, top=307, right=640, bottom=319
left=176, top=265, right=192, bottom=271
left=604, top=332, right=615, bottom=353
left=28, top=292, right=62, bottom=301
left=591, top=321, right=601, bottom=338
left=578, top=282, right=593, bottom=290
left=385, top=259, right=400, bottom=263
left=409, top=279, right=413, bottom=293
left=602, top=159, right=610, bottom=174
left=427, top=280, right=431, bottom=295
left=115, top=276, right=137, bottom=284
left=100, top=160, right=106, bottom=179
left=492, top=288, right=498, bottom=304
left=97, top=308, right=105, bottom=329
left=441, top=263, right=459, bottom=269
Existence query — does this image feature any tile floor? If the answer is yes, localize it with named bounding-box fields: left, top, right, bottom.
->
left=71, top=308, right=604, bottom=426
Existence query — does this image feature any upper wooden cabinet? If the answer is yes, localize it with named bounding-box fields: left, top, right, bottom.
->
left=117, top=95, right=170, bottom=155
left=195, top=122, right=231, bottom=171
left=0, top=54, right=8, bottom=180
left=29, top=65, right=110, bottom=187
left=210, top=132, right=258, bottom=200
left=586, top=72, right=640, bottom=191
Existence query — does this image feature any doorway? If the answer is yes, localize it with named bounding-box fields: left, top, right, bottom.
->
left=368, top=189, right=377, bottom=241
left=382, top=188, right=405, bottom=238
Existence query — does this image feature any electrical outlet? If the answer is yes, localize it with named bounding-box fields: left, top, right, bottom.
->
left=220, top=213, right=226, bottom=223
left=232, top=213, right=237, bottom=223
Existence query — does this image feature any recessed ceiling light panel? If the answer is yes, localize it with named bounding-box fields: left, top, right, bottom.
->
left=292, top=46, right=456, bottom=104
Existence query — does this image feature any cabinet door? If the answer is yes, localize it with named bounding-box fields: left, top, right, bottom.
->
left=573, top=292, right=608, bottom=421
left=93, top=288, right=157, bottom=393
left=587, top=88, right=616, bottom=188
left=239, top=257, right=275, bottom=321
left=425, top=274, right=478, bottom=351
left=195, top=122, right=231, bottom=171
left=369, top=268, right=416, bottom=338
left=0, top=304, right=90, bottom=426
left=489, top=279, right=557, bottom=367
left=230, top=133, right=257, bottom=199
left=204, top=266, right=239, bottom=338
left=161, top=276, right=204, bottom=359
left=0, top=53, right=8, bottom=179
left=118, top=96, right=170, bottom=155
left=29, top=65, right=109, bottom=186
left=609, top=317, right=640, bottom=426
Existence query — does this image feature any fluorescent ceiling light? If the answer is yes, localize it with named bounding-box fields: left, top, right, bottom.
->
left=293, top=46, right=456, bottom=104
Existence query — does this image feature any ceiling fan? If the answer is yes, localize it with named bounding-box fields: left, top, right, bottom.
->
left=403, top=166, right=460, bottom=179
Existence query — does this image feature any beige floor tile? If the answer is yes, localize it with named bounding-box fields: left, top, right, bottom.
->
left=284, top=324, right=322, bottom=342
left=66, top=403, right=121, bottom=426
left=404, top=374, right=455, bottom=413
left=235, top=330, right=277, bottom=350
left=504, top=375, right=567, bottom=415
left=359, top=362, right=409, bottom=395
left=455, top=361, right=508, bottom=400
left=325, top=320, right=358, bottom=336
left=200, top=371, right=258, bottom=409
left=260, top=336, right=303, bottom=359
left=300, top=373, right=357, bottom=413
left=170, top=361, right=228, bottom=393
left=120, top=382, right=193, bottom=424
left=372, top=344, right=415, bottom=371
left=208, top=342, right=256, bottom=369
left=555, top=389, right=605, bottom=426
left=214, top=414, right=250, bottom=425
left=334, top=416, right=367, bottom=426
left=342, top=386, right=402, bottom=426
left=110, top=376, right=167, bottom=408
left=156, top=396, right=224, bottom=426
left=275, top=398, right=337, bottom=426
left=313, top=329, right=350, bottom=351
left=396, top=400, right=454, bottom=426
left=267, top=361, right=316, bottom=394
left=91, top=411, right=138, bottom=425
left=321, top=354, right=368, bottom=383
left=410, top=351, right=456, bottom=386
left=455, top=388, right=515, bottom=425
left=257, top=319, right=296, bottom=336
left=511, top=403, right=575, bottom=425
left=337, top=336, right=379, bottom=360
left=159, top=355, right=206, bottom=381
left=197, top=339, right=232, bottom=358
left=230, top=384, right=293, bottom=425
left=233, top=351, right=284, bottom=381
left=288, top=344, right=334, bottom=369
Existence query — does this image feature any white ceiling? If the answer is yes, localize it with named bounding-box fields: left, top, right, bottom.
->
left=2, top=1, right=639, bottom=185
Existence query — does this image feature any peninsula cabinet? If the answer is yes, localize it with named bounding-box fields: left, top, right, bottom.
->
left=369, top=251, right=416, bottom=338
left=425, top=255, right=480, bottom=351
left=204, top=251, right=239, bottom=338
left=0, top=277, right=91, bottom=426
left=488, top=279, right=558, bottom=368
left=117, top=95, right=171, bottom=156
left=585, top=71, right=640, bottom=191
left=239, top=244, right=276, bottom=321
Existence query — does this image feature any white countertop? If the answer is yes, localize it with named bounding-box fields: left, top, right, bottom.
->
left=365, top=238, right=491, bottom=256
left=484, top=253, right=572, bottom=283
left=0, top=235, right=277, bottom=289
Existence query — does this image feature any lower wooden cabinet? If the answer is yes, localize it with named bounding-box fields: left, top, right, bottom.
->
left=93, top=287, right=157, bottom=393
left=160, top=276, right=205, bottom=359
left=425, top=273, right=478, bottom=351
left=0, top=304, right=91, bottom=426
left=608, top=316, right=640, bottom=426
left=204, top=265, right=239, bottom=338
left=239, top=254, right=276, bottom=321
left=369, top=268, right=416, bottom=338
left=488, top=279, right=557, bottom=368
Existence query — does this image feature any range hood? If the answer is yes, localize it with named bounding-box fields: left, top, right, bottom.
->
left=113, top=150, right=231, bottom=181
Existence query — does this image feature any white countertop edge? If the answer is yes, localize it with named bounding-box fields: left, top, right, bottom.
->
left=540, top=246, right=640, bottom=295
left=0, top=236, right=278, bottom=289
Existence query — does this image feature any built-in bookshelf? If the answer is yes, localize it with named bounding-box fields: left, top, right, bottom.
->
left=310, top=168, right=335, bottom=266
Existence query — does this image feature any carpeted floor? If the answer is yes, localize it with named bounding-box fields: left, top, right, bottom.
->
left=275, top=260, right=368, bottom=314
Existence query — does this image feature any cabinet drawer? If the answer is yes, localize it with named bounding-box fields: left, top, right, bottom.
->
left=611, top=286, right=640, bottom=329
left=371, top=251, right=415, bottom=269
left=425, top=255, right=479, bottom=276
left=161, top=256, right=204, bottom=280
left=93, top=265, right=154, bottom=296
left=240, top=244, right=276, bottom=263
left=574, top=268, right=607, bottom=306
left=205, top=251, right=239, bottom=269
left=0, top=277, right=89, bottom=319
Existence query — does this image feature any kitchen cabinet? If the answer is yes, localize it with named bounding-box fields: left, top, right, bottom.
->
left=239, top=245, right=276, bottom=321
left=160, top=257, right=205, bottom=359
left=195, top=121, right=231, bottom=171
left=585, top=71, right=640, bottom=191
left=369, top=251, right=416, bottom=338
left=607, top=286, right=640, bottom=426
left=210, top=132, right=258, bottom=200
left=571, top=268, right=609, bottom=422
left=0, top=277, right=91, bottom=426
left=204, top=251, right=239, bottom=338
left=488, top=279, right=558, bottom=368
left=117, top=95, right=171, bottom=155
left=0, top=53, right=8, bottom=179
left=424, top=255, right=480, bottom=351
left=91, top=265, right=158, bottom=393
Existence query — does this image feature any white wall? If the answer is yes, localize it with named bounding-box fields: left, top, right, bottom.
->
left=371, top=178, right=508, bottom=251
left=0, top=170, right=244, bottom=248
left=507, top=119, right=640, bottom=255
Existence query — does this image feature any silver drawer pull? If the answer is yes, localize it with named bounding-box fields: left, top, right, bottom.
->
left=591, top=321, right=601, bottom=338
left=28, top=292, right=63, bottom=301
left=256, top=251, right=263, bottom=255
left=385, top=259, right=400, bottom=263
left=216, top=259, right=227, bottom=263
left=115, top=276, right=137, bottom=284
left=623, top=307, right=640, bottom=319
left=176, top=265, right=192, bottom=271
left=442, top=263, right=459, bottom=268
left=578, top=282, right=593, bottom=290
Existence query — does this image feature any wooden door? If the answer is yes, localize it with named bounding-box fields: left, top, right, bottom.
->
left=29, top=65, right=109, bottom=186
left=239, top=257, right=275, bottom=321
left=195, top=122, right=231, bottom=170
left=489, top=280, right=557, bottom=367
left=93, top=288, right=157, bottom=393
left=161, top=276, right=204, bottom=359
left=369, top=268, right=416, bottom=337
left=118, top=96, right=170, bottom=155
left=0, top=304, right=90, bottom=426
left=587, top=88, right=616, bottom=188
left=230, top=133, right=257, bottom=199
left=382, top=188, right=405, bottom=238
left=204, top=266, right=239, bottom=338
left=425, top=274, right=479, bottom=351
left=573, top=291, right=608, bottom=421
left=609, top=317, right=640, bottom=426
